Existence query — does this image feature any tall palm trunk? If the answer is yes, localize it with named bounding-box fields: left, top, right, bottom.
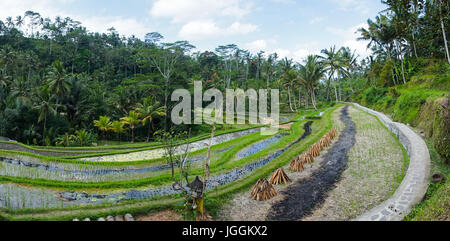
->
left=334, top=82, right=338, bottom=102
left=287, top=86, right=294, bottom=112
left=309, top=87, right=318, bottom=110
left=298, top=87, right=302, bottom=108
left=292, top=85, right=298, bottom=111
left=440, top=15, right=450, bottom=65
left=395, top=41, right=407, bottom=84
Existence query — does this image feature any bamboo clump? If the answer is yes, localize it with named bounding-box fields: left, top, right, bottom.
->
left=251, top=178, right=277, bottom=201
left=270, top=168, right=291, bottom=185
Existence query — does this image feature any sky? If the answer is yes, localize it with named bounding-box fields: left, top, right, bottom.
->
left=0, top=0, right=386, bottom=62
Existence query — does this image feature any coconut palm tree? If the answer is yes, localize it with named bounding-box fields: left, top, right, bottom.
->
left=297, top=55, right=326, bottom=110
left=15, top=16, right=24, bottom=30
left=93, top=116, right=112, bottom=141
left=32, top=86, right=60, bottom=144
left=135, top=96, right=166, bottom=142
left=120, top=110, right=141, bottom=143
left=278, top=58, right=297, bottom=112
left=111, top=120, right=126, bottom=144
left=46, top=60, right=71, bottom=112
left=319, top=46, right=346, bottom=102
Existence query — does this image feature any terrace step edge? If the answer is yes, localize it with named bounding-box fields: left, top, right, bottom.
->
left=351, top=103, right=430, bottom=221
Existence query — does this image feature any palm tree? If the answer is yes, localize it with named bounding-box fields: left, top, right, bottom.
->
left=339, top=47, right=359, bottom=94
left=278, top=58, right=297, bottom=112
left=46, top=60, right=71, bottom=112
left=15, top=16, right=24, bottom=30
left=135, top=96, right=166, bottom=142
left=5, top=17, right=14, bottom=28
left=32, top=86, right=60, bottom=144
left=319, top=46, right=346, bottom=102
left=120, top=110, right=141, bottom=143
left=111, top=120, right=126, bottom=144
left=93, top=116, right=112, bottom=141
left=297, top=55, right=326, bottom=110
left=73, top=130, right=93, bottom=146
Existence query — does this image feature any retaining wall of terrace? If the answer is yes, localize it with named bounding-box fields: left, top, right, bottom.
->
left=352, top=103, right=430, bottom=221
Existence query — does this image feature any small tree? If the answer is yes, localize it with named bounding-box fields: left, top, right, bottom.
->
left=93, top=116, right=112, bottom=141
left=135, top=96, right=166, bottom=142
left=120, top=111, right=141, bottom=143
left=111, top=120, right=126, bottom=144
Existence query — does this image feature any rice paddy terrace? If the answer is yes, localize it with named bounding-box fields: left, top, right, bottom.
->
left=0, top=104, right=430, bottom=221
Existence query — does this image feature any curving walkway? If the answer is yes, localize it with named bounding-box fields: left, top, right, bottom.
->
left=352, top=103, right=430, bottom=221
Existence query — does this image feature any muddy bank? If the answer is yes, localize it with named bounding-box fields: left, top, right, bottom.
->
left=267, top=106, right=356, bottom=220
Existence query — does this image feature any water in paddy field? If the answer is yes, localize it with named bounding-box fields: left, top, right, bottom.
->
left=236, top=133, right=288, bottom=159
left=0, top=183, right=73, bottom=210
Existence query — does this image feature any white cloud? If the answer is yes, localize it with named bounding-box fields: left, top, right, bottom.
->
left=150, top=0, right=252, bottom=23
left=245, top=39, right=268, bottom=52
left=0, top=0, right=153, bottom=39
left=151, top=0, right=256, bottom=40
left=330, top=0, right=371, bottom=15
left=308, top=17, right=324, bottom=24
left=326, top=23, right=370, bottom=59
left=80, top=16, right=153, bottom=39
left=270, top=0, right=295, bottom=4
left=179, top=20, right=257, bottom=40
left=243, top=39, right=320, bottom=63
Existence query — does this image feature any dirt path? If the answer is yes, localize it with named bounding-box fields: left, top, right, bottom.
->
left=266, top=106, right=356, bottom=220
left=217, top=118, right=339, bottom=221
left=303, top=106, right=406, bottom=220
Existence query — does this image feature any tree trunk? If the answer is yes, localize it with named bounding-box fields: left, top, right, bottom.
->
left=292, top=86, right=298, bottom=111
left=411, top=31, right=418, bottom=59
left=440, top=15, right=450, bottom=65
left=310, top=87, right=318, bottom=110
left=298, top=87, right=302, bottom=108
left=334, top=83, right=338, bottom=102
left=203, top=126, right=216, bottom=194
left=131, top=127, right=135, bottom=143
left=146, top=121, right=152, bottom=143
left=287, top=86, right=294, bottom=112
left=396, top=41, right=407, bottom=84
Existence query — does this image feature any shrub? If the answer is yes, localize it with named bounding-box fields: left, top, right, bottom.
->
left=393, top=92, right=428, bottom=123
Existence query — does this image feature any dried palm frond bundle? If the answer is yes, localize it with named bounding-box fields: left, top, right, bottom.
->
left=320, top=135, right=331, bottom=148
left=289, top=158, right=305, bottom=172
left=329, top=128, right=337, bottom=139
left=308, top=144, right=320, bottom=157
left=251, top=178, right=277, bottom=201
left=270, top=168, right=291, bottom=185
left=314, top=142, right=324, bottom=152
left=301, top=152, right=314, bottom=164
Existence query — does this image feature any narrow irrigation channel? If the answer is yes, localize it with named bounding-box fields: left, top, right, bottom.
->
left=267, top=106, right=356, bottom=221
left=56, top=122, right=313, bottom=207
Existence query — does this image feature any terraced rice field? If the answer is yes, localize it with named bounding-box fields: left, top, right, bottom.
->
left=0, top=105, right=409, bottom=221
